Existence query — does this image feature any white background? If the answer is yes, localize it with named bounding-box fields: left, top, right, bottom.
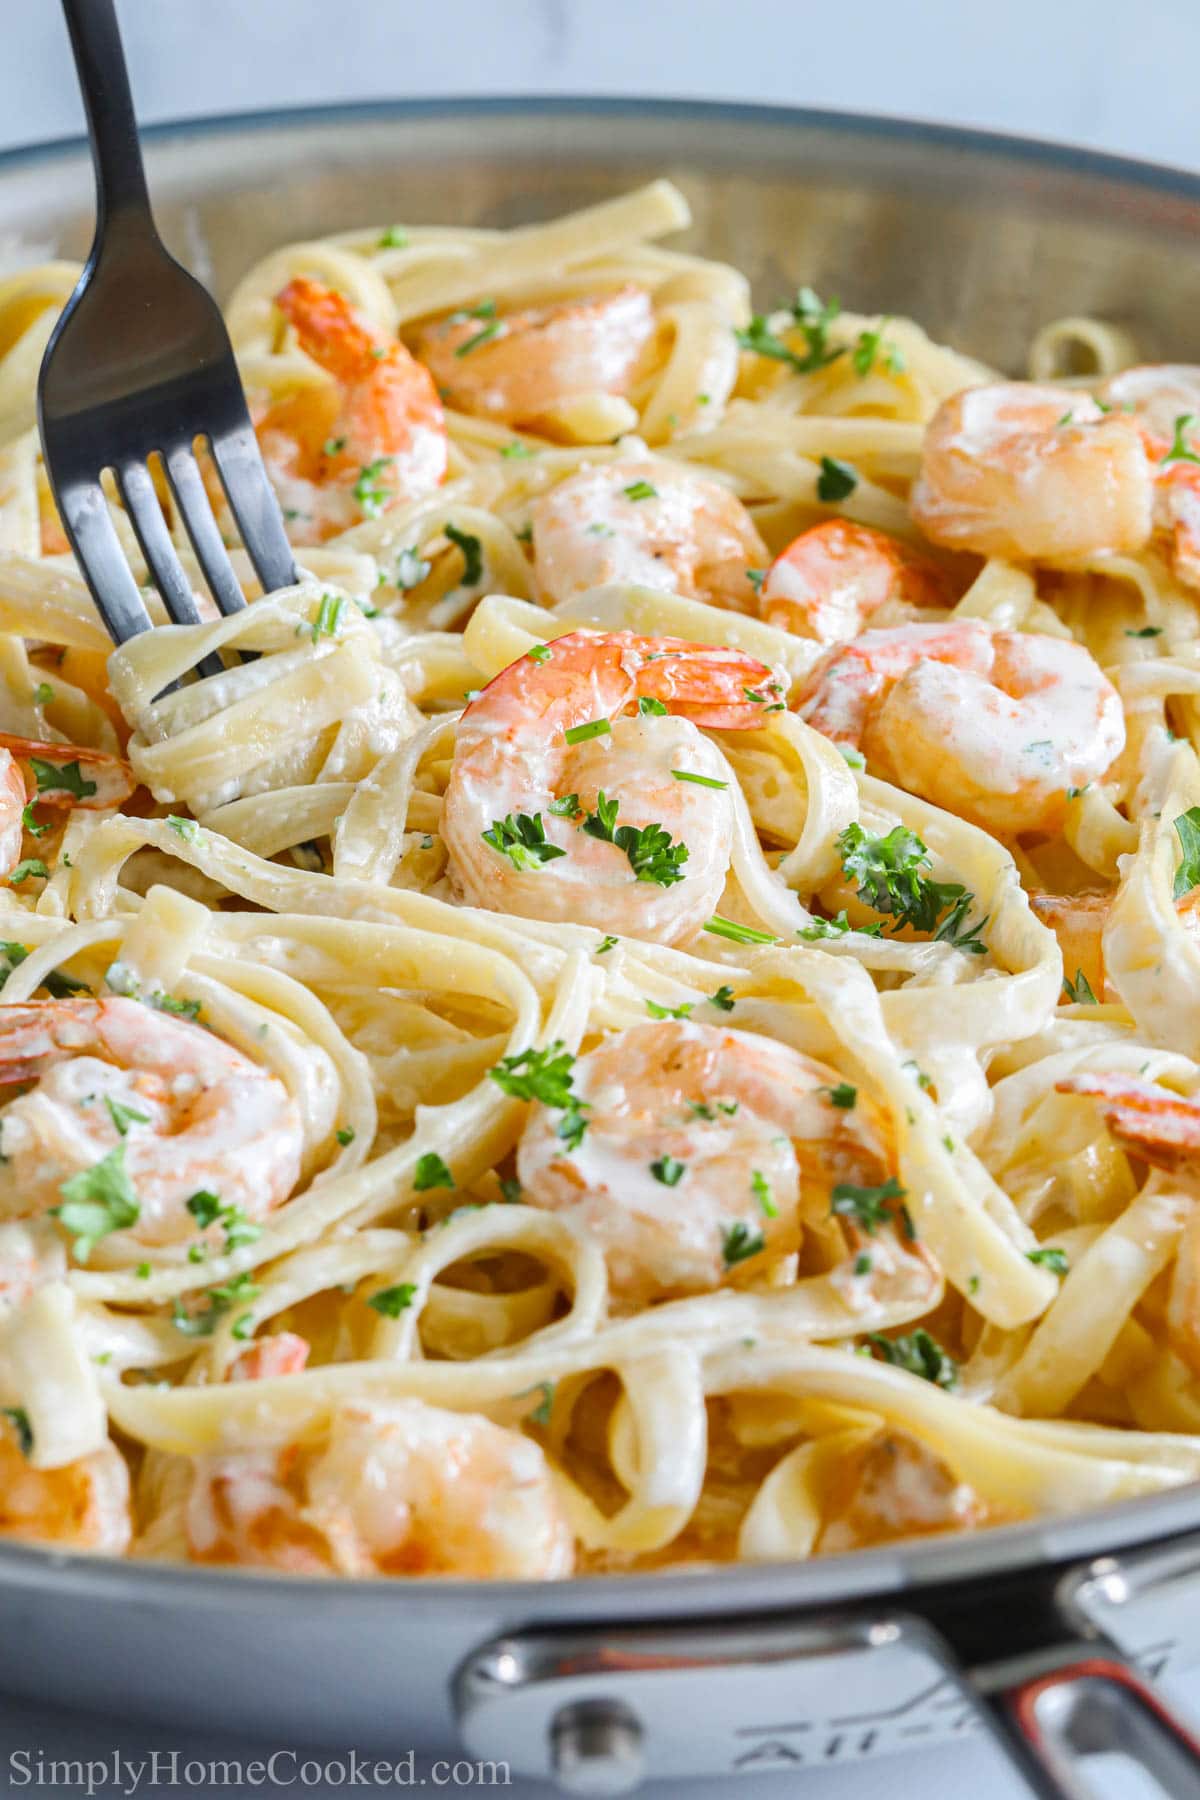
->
left=3, top=0, right=1200, bottom=173
left=3, top=1, right=1200, bottom=1795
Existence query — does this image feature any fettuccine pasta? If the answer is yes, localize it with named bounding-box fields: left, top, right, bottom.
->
left=1, top=181, right=1199, bottom=1577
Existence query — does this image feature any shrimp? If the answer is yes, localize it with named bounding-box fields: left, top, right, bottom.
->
left=229, top=1332, right=310, bottom=1383
left=517, top=1020, right=901, bottom=1304
left=798, top=618, right=1124, bottom=836
left=1098, top=366, right=1200, bottom=592
left=759, top=521, right=952, bottom=646
left=0, top=734, right=135, bottom=815
left=415, top=286, right=655, bottom=433
left=0, top=749, right=25, bottom=877
left=0, top=1413, right=131, bottom=1554
left=0, top=997, right=303, bottom=1248
left=257, top=278, right=447, bottom=545
left=1054, top=1071, right=1200, bottom=1174
left=532, top=460, right=768, bottom=613
left=817, top=1429, right=992, bottom=1552
left=186, top=1398, right=573, bottom=1578
left=911, top=383, right=1154, bottom=562
left=1055, top=1071, right=1200, bottom=1376
left=441, top=629, right=784, bottom=945
left=0, top=1221, right=65, bottom=1316
left=1031, top=892, right=1110, bottom=1000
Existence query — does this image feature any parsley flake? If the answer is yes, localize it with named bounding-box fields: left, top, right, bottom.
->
left=30, top=758, right=96, bottom=800
left=1172, top=807, right=1200, bottom=899
left=413, top=1152, right=455, bottom=1192
left=830, top=1177, right=906, bottom=1235
left=54, top=1145, right=140, bottom=1259
left=721, top=1221, right=766, bottom=1268
left=482, top=812, right=567, bottom=873
left=651, top=1155, right=686, bottom=1186
left=352, top=457, right=395, bottom=517
left=1027, top=1246, right=1069, bottom=1276
left=368, top=1283, right=417, bottom=1317
left=1162, top=415, right=1200, bottom=467
left=866, top=1329, right=957, bottom=1388
left=445, top=523, right=483, bottom=586
left=816, top=456, right=858, bottom=502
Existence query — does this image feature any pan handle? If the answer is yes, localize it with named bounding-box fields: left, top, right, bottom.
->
left=967, top=1642, right=1200, bottom=1799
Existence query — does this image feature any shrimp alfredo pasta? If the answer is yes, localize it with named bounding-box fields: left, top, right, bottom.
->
left=1, top=180, right=1200, bottom=1578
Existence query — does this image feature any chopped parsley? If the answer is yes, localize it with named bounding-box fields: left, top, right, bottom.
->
left=751, top=1170, right=777, bottom=1218
left=645, top=998, right=693, bottom=1020
left=21, top=803, right=47, bottom=837
left=527, top=643, right=552, bottom=664
left=368, top=1282, right=417, bottom=1317
left=185, top=1189, right=260, bottom=1253
left=149, top=993, right=201, bottom=1021
left=746, top=568, right=765, bottom=593
left=499, top=1176, right=523, bottom=1203
left=501, top=441, right=533, bottom=459
left=2, top=1408, right=32, bottom=1456
left=309, top=593, right=345, bottom=643
left=32, top=683, right=53, bottom=708
left=1125, top=626, right=1163, bottom=638
left=482, top=812, right=567, bottom=873
left=172, top=1271, right=260, bottom=1338
left=1062, top=968, right=1098, bottom=1005
left=830, top=1177, right=906, bottom=1235
left=651, top=1155, right=686, bottom=1186
left=8, top=860, right=48, bottom=885
left=413, top=1152, right=455, bottom=1192
left=377, top=226, right=409, bottom=249
left=721, top=1220, right=766, bottom=1268
left=836, top=823, right=988, bottom=953
left=1172, top=807, right=1200, bottom=899
left=1028, top=1246, right=1069, bottom=1276
left=548, top=793, right=581, bottom=817
left=336, top=1127, right=356, bottom=1147
left=564, top=718, right=612, bottom=746
left=490, top=1042, right=577, bottom=1108
left=596, top=934, right=619, bottom=955
left=30, top=758, right=96, bottom=800
left=514, top=1380, right=554, bottom=1426
left=823, top=1082, right=857, bottom=1109
left=54, top=1145, right=140, bottom=1259
left=323, top=435, right=347, bottom=456
left=852, top=323, right=905, bottom=378
left=638, top=696, right=668, bottom=716
left=166, top=815, right=201, bottom=843
left=582, top=790, right=689, bottom=888
left=445, top=523, right=483, bottom=586
left=622, top=480, right=658, bottom=502
left=453, top=306, right=504, bottom=357
left=1161, top=414, right=1200, bottom=467
left=671, top=769, right=728, bottom=790
left=352, top=457, right=395, bottom=517
left=707, top=984, right=736, bottom=1012
left=735, top=287, right=843, bottom=375
left=816, top=456, right=858, bottom=503
left=104, top=1096, right=149, bottom=1137
left=866, top=1329, right=957, bottom=1388
left=703, top=916, right=776, bottom=946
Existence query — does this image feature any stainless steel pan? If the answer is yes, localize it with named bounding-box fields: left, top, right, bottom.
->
left=5, top=99, right=1200, bottom=1798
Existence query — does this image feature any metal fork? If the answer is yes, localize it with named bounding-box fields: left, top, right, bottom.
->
left=38, top=0, right=296, bottom=666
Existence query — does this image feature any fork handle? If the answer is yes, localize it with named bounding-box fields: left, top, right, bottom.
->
left=59, top=0, right=154, bottom=237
